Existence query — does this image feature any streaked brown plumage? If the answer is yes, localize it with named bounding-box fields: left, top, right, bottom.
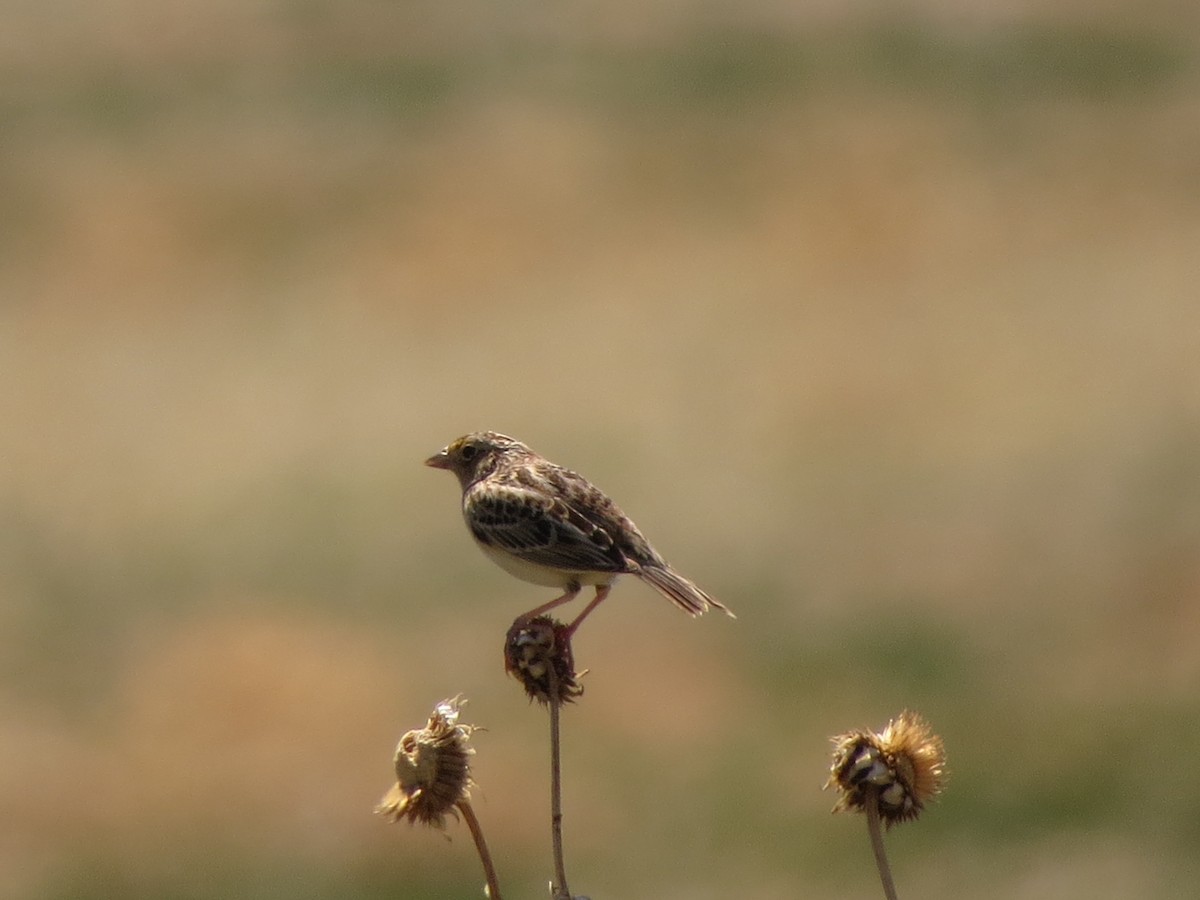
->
left=426, top=432, right=732, bottom=631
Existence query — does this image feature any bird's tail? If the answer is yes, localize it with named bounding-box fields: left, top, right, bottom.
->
left=638, top=564, right=735, bottom=618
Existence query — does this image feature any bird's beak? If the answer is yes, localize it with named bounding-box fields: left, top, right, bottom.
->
left=425, top=448, right=452, bottom=469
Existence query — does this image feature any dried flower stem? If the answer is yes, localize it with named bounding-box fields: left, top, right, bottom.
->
left=457, top=799, right=503, bottom=900
left=827, top=711, right=946, bottom=900
left=548, top=666, right=572, bottom=900
left=864, top=792, right=898, bottom=900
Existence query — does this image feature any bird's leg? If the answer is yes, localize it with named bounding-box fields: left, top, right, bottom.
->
left=515, top=581, right=582, bottom=625
left=563, top=585, right=610, bottom=639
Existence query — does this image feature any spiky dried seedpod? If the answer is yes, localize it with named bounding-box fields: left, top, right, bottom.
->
left=504, top=616, right=583, bottom=704
left=376, top=698, right=476, bottom=828
left=827, top=710, right=946, bottom=827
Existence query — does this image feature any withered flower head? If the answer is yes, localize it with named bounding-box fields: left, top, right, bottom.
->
left=827, top=709, right=946, bottom=827
left=504, top=616, right=583, bottom=704
left=376, top=697, right=476, bottom=828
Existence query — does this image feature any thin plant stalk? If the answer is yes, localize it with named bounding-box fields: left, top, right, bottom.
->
left=457, top=799, right=503, bottom=900
left=864, top=792, right=898, bottom=900
left=548, top=667, right=571, bottom=900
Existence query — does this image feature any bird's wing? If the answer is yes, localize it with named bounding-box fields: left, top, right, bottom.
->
left=465, top=483, right=628, bottom=573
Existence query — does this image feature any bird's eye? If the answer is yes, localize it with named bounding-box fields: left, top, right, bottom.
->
left=459, top=444, right=478, bottom=462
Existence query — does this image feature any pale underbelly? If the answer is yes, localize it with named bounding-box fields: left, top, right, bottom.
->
left=477, top=542, right=617, bottom=588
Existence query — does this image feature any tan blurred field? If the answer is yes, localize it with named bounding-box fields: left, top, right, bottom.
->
left=3, top=1, right=1200, bottom=898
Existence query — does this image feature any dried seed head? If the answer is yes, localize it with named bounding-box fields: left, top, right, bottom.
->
left=504, top=616, right=583, bottom=704
left=376, top=697, right=476, bottom=828
left=827, top=710, right=946, bottom=827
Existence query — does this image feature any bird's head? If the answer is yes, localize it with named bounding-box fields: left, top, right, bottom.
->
left=425, top=432, right=530, bottom=489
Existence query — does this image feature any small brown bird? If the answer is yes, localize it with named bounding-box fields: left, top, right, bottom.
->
left=426, top=432, right=732, bottom=633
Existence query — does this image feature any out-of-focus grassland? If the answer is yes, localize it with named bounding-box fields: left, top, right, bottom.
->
left=3, top=1, right=1200, bottom=897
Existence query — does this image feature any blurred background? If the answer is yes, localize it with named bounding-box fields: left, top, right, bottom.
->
left=3, top=0, right=1200, bottom=897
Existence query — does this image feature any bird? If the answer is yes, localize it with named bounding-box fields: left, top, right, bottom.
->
left=425, top=431, right=733, bottom=634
